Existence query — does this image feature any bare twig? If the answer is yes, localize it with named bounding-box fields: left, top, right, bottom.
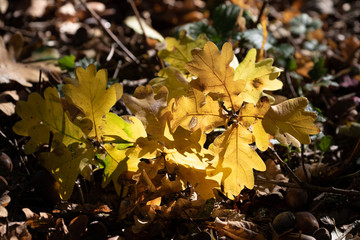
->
left=285, top=71, right=298, bottom=98
left=255, top=177, right=360, bottom=196
left=127, top=0, right=148, bottom=44
left=300, top=144, right=309, bottom=182
left=78, top=0, right=140, bottom=64
left=335, top=220, right=360, bottom=240
left=267, top=148, right=304, bottom=186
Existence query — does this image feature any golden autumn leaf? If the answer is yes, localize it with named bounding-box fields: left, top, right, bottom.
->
left=149, top=67, right=190, bottom=101
left=62, top=64, right=123, bottom=140
left=122, top=85, right=168, bottom=137
left=262, top=97, right=320, bottom=147
left=209, top=124, right=266, bottom=198
left=158, top=32, right=208, bottom=75
left=168, top=88, right=225, bottom=133
left=234, top=48, right=283, bottom=104
left=13, top=87, right=84, bottom=154
left=101, top=114, right=147, bottom=193
left=187, top=41, right=245, bottom=111
left=40, top=140, right=95, bottom=200
left=239, top=97, right=271, bottom=151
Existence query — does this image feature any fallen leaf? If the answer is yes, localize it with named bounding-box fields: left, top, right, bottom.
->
left=0, top=37, right=46, bottom=87
left=0, top=90, right=19, bottom=116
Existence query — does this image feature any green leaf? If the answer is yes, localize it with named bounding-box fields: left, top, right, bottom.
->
left=290, top=13, right=322, bottom=35
left=316, top=135, right=333, bottom=152
left=238, top=29, right=276, bottom=50
left=58, top=55, right=75, bottom=71
left=175, top=21, right=217, bottom=41
left=308, top=58, right=327, bottom=80
left=212, top=4, right=240, bottom=39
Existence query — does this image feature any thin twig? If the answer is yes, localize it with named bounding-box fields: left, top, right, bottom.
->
left=267, top=148, right=304, bottom=186
left=285, top=71, right=298, bottom=98
left=255, top=177, right=360, bottom=196
left=128, top=0, right=148, bottom=45
left=300, top=144, right=309, bottom=182
left=78, top=0, right=140, bottom=64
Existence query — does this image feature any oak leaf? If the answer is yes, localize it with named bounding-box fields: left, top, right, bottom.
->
left=262, top=97, right=320, bottom=147
left=40, top=140, right=95, bottom=200
left=101, top=114, right=147, bottom=193
left=234, top=48, right=283, bottom=104
left=62, top=64, right=123, bottom=140
left=13, top=87, right=84, bottom=154
left=239, top=97, right=271, bottom=151
left=209, top=124, right=266, bottom=198
left=149, top=67, right=190, bottom=101
left=122, top=85, right=168, bottom=137
left=158, top=32, right=208, bottom=75
left=187, top=41, right=245, bottom=111
left=168, top=88, right=225, bottom=133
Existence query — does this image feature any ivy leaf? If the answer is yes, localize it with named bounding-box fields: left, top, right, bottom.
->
left=149, top=67, right=190, bottom=101
left=168, top=88, right=225, bottom=133
left=234, top=49, right=283, bottom=104
left=101, top=114, right=147, bottom=193
left=187, top=41, right=245, bottom=111
left=40, top=140, right=95, bottom=200
left=262, top=97, right=320, bottom=147
left=240, top=97, right=271, bottom=151
left=158, top=32, right=208, bottom=75
left=13, top=87, right=84, bottom=154
left=122, top=85, right=168, bottom=137
left=62, top=64, right=123, bottom=140
left=209, top=124, right=266, bottom=198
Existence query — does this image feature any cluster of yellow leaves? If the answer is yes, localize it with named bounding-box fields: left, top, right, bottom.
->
left=13, top=33, right=320, bottom=202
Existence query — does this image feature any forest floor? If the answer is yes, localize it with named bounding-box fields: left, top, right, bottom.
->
left=0, top=0, right=360, bottom=239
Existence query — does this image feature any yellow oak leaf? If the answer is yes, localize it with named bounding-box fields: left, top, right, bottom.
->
left=209, top=124, right=266, bottom=198
left=262, top=97, right=320, bottom=147
left=13, top=87, right=84, bottom=154
left=101, top=114, right=147, bottom=194
left=158, top=32, right=208, bottom=75
left=168, top=88, right=225, bottom=133
left=149, top=67, right=190, bottom=101
left=62, top=64, right=123, bottom=140
left=187, top=41, right=245, bottom=111
left=234, top=48, right=283, bottom=104
left=239, top=97, right=271, bottom=151
left=40, top=140, right=95, bottom=200
left=122, top=85, right=168, bottom=137
left=101, top=113, right=147, bottom=143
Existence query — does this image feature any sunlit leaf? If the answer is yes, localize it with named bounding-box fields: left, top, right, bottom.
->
left=187, top=41, right=245, bottom=110
left=62, top=64, right=123, bottom=140
left=262, top=97, right=320, bottom=147
left=13, top=87, right=84, bottom=154
left=234, top=48, right=283, bottom=104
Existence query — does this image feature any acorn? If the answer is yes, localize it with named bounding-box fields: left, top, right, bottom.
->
left=285, top=188, right=308, bottom=209
left=0, top=152, right=13, bottom=175
left=296, top=211, right=319, bottom=235
left=313, top=227, right=331, bottom=240
left=293, top=164, right=311, bottom=183
left=272, top=211, right=296, bottom=234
